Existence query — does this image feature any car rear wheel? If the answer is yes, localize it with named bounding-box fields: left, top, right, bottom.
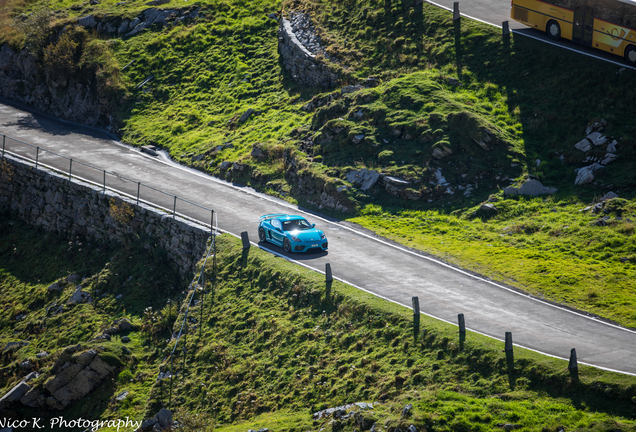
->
left=283, top=238, right=291, bottom=252
left=258, top=227, right=266, bottom=242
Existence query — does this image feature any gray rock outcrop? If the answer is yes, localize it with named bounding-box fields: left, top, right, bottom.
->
left=43, top=350, right=115, bottom=410
left=0, top=44, right=114, bottom=129
left=574, top=163, right=604, bottom=185
left=139, top=408, right=173, bottom=431
left=503, top=180, right=557, bottom=196
left=0, top=380, right=31, bottom=410
left=346, top=169, right=380, bottom=190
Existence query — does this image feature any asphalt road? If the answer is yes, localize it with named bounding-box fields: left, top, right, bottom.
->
left=2, top=98, right=636, bottom=375
left=429, top=0, right=636, bottom=70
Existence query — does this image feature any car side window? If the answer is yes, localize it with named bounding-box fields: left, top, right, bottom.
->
left=272, top=219, right=282, bottom=230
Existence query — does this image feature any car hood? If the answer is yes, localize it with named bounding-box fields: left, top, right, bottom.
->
left=290, top=229, right=325, bottom=242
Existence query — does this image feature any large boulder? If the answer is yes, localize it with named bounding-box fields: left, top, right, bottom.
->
left=0, top=380, right=31, bottom=409
left=574, top=163, right=603, bottom=185
left=346, top=169, right=380, bottom=190
left=42, top=351, right=115, bottom=410
left=504, top=180, right=557, bottom=196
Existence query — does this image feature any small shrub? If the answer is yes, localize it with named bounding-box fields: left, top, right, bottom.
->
left=12, top=8, right=52, bottom=54
left=378, top=150, right=394, bottom=162
left=109, top=198, right=134, bottom=225
left=43, top=33, right=78, bottom=78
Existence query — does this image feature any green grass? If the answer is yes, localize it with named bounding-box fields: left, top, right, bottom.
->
left=3, top=215, right=636, bottom=431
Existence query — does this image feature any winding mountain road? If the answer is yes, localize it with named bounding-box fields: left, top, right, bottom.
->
left=2, top=97, right=636, bottom=376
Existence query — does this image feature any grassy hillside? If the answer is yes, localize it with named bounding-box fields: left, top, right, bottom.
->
left=1, top=0, right=635, bottom=360
left=2, top=215, right=636, bottom=431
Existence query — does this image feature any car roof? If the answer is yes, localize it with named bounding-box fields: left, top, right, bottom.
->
left=261, top=214, right=307, bottom=221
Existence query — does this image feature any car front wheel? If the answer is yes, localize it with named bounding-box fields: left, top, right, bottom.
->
left=283, top=238, right=291, bottom=252
left=259, top=227, right=267, bottom=242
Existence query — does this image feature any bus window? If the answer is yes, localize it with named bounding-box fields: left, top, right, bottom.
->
left=624, top=3, right=636, bottom=28
left=596, top=0, right=624, bottom=25
left=553, top=0, right=573, bottom=8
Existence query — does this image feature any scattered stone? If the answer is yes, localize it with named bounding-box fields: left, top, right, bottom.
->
left=141, top=145, right=158, bottom=156
left=592, top=202, right=604, bottom=214
left=448, top=78, right=462, bottom=86
left=219, top=161, right=232, bottom=170
left=78, top=15, right=98, bottom=28
left=313, top=402, right=375, bottom=420
left=574, top=138, right=592, bottom=152
left=352, top=134, right=365, bottom=144
left=574, top=163, right=603, bottom=185
left=116, top=390, right=129, bottom=401
left=586, top=119, right=606, bottom=135
left=601, top=191, right=618, bottom=201
left=0, top=380, right=31, bottom=410
left=504, top=180, right=557, bottom=196
left=401, top=403, right=413, bottom=418
left=341, top=85, right=363, bottom=94
left=431, top=144, right=453, bottom=160
left=43, top=350, right=115, bottom=410
left=115, top=294, right=123, bottom=300
left=587, top=132, right=609, bottom=147
left=19, top=360, right=32, bottom=370
left=497, top=424, right=522, bottom=431
left=47, top=282, right=62, bottom=292
left=4, top=341, right=29, bottom=352
left=251, top=144, right=265, bottom=159
left=121, top=346, right=132, bottom=355
left=155, top=408, right=174, bottom=430
left=606, top=140, right=617, bottom=152
left=345, top=169, right=380, bottom=190
left=66, top=273, right=80, bottom=283
left=118, top=318, right=134, bottom=331
left=480, top=203, right=497, bottom=213
left=36, top=352, right=48, bottom=359
left=239, top=108, right=255, bottom=123
left=122, top=336, right=131, bottom=343
left=601, top=153, right=618, bottom=165
left=67, top=286, right=92, bottom=305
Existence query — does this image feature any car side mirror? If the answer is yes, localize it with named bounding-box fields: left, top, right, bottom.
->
left=311, top=223, right=315, bottom=228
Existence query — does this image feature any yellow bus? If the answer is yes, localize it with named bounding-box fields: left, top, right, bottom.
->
left=511, top=0, right=636, bottom=65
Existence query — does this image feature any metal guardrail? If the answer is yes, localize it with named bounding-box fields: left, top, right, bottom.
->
left=1, top=133, right=217, bottom=232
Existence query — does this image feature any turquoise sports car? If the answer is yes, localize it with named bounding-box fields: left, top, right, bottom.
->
left=258, top=214, right=328, bottom=253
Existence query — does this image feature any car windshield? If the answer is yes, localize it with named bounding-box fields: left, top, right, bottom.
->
left=282, top=219, right=312, bottom=231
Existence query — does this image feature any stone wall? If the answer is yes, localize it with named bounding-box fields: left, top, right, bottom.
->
left=278, top=18, right=339, bottom=88
left=0, top=156, right=211, bottom=275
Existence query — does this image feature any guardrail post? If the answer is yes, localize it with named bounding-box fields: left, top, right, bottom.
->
left=172, top=196, right=177, bottom=218
left=240, top=231, right=250, bottom=250
left=458, top=313, right=466, bottom=348
left=453, top=1, right=460, bottom=20
left=68, top=159, right=73, bottom=182
left=325, top=263, right=333, bottom=302
left=210, top=210, right=214, bottom=234
left=2, top=135, right=5, bottom=157
left=103, top=170, right=106, bottom=192
left=35, top=147, right=39, bottom=169
left=505, top=331, right=514, bottom=370
left=502, top=20, right=510, bottom=37
left=136, top=182, right=140, bottom=205
left=568, top=348, right=579, bottom=382
left=412, top=296, right=420, bottom=340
